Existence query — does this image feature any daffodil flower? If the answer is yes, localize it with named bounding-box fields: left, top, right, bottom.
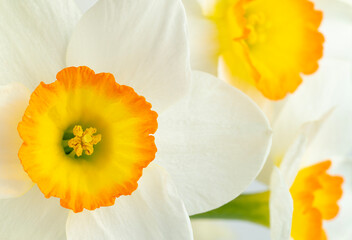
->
left=0, top=0, right=272, bottom=239
left=187, top=0, right=352, bottom=239
left=262, top=56, right=352, bottom=239
left=194, top=54, right=352, bottom=238
left=182, top=0, right=324, bottom=100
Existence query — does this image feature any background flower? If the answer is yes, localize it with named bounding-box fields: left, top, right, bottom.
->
left=178, top=0, right=352, bottom=239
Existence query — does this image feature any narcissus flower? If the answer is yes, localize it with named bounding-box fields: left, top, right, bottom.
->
left=0, top=0, right=272, bottom=239
left=258, top=55, right=352, bottom=239
left=183, top=0, right=324, bottom=100
left=185, top=1, right=352, bottom=239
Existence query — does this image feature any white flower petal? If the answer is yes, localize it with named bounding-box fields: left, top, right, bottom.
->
left=155, top=71, right=272, bottom=215
left=218, top=56, right=283, bottom=119
left=66, top=164, right=193, bottom=240
left=258, top=111, right=331, bottom=185
left=269, top=58, right=351, bottom=166
left=66, top=0, right=191, bottom=112
left=74, top=0, right=97, bottom=13
left=0, top=186, right=69, bottom=240
left=313, top=0, right=352, bottom=62
left=0, top=0, right=81, bottom=89
left=0, top=84, right=33, bottom=198
left=192, top=219, right=235, bottom=240
left=269, top=167, right=293, bottom=240
left=302, top=60, right=352, bottom=164
left=182, top=0, right=220, bottom=75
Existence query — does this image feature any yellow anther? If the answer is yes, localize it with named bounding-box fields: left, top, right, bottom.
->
left=68, top=125, right=102, bottom=157
left=72, top=125, right=83, bottom=137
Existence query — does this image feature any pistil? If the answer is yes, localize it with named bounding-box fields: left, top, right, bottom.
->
left=68, top=125, right=102, bottom=157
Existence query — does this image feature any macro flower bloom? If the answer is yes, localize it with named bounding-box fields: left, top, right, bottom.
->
left=182, top=0, right=324, bottom=100
left=0, top=0, right=272, bottom=239
left=182, top=0, right=352, bottom=239
left=259, top=54, right=352, bottom=239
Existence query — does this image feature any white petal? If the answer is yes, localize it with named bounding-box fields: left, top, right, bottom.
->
left=313, top=0, right=352, bottom=62
left=268, top=58, right=351, bottom=167
left=66, top=0, right=192, bottom=113
left=182, top=0, right=220, bottom=75
left=230, top=221, right=271, bottom=239
left=0, top=0, right=81, bottom=90
left=74, top=0, right=97, bottom=13
left=191, top=219, right=235, bottom=240
left=66, top=164, right=193, bottom=240
left=269, top=167, right=293, bottom=240
left=155, top=71, right=272, bottom=215
left=301, top=60, right=352, bottom=164
left=258, top=111, right=331, bottom=185
left=0, top=84, right=33, bottom=198
left=0, top=186, right=69, bottom=240
left=218, top=56, right=286, bottom=121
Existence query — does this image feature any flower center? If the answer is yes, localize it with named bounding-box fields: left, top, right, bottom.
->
left=18, top=66, right=158, bottom=212
left=245, top=12, right=270, bottom=46
left=290, top=161, right=343, bottom=239
left=67, top=125, right=102, bottom=157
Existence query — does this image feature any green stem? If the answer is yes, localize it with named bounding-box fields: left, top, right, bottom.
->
left=191, top=191, right=270, bottom=227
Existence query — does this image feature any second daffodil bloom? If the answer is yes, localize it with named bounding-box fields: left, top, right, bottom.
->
left=0, top=0, right=272, bottom=239
left=184, top=0, right=352, bottom=239
left=182, top=0, right=324, bottom=100
left=257, top=53, right=352, bottom=239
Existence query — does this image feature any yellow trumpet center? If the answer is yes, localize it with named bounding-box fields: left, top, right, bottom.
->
left=68, top=126, right=102, bottom=157
left=18, top=66, right=158, bottom=213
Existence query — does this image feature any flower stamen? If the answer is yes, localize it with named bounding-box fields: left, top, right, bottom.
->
left=68, top=125, right=102, bottom=157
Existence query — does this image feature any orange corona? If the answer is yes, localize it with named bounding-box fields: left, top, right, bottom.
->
left=290, top=161, right=343, bottom=239
left=18, top=66, right=158, bottom=213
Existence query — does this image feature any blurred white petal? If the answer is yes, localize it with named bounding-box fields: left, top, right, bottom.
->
left=182, top=0, right=220, bottom=75
left=0, top=84, right=33, bottom=198
left=156, top=71, right=272, bottom=215
left=192, top=219, right=235, bottom=240
left=270, top=167, right=293, bottom=240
